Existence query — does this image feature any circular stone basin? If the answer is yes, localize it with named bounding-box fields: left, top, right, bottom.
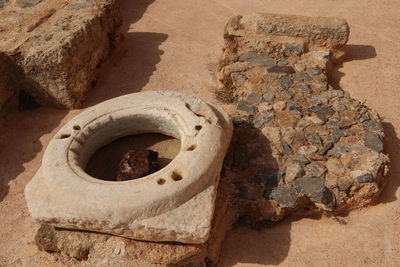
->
left=25, top=91, right=233, bottom=243
left=85, top=133, right=181, bottom=181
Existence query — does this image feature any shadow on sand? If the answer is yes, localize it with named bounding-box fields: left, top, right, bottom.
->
left=330, top=44, right=377, bottom=88
left=83, top=0, right=168, bottom=107
left=0, top=108, right=67, bottom=201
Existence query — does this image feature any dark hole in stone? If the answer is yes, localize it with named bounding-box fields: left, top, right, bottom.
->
left=73, top=125, right=81, bottom=130
left=171, top=171, right=183, bottom=181
left=157, top=178, right=166, bottom=185
left=59, top=134, right=70, bottom=139
left=195, top=125, right=202, bottom=131
left=186, top=144, right=197, bottom=151
left=85, top=133, right=181, bottom=181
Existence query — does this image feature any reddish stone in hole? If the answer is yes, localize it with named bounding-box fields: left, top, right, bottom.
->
left=116, top=149, right=159, bottom=181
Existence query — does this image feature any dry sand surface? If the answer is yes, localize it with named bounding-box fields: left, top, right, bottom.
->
left=0, top=0, right=399, bottom=266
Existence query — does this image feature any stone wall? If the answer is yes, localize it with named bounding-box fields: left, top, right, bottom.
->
left=217, top=13, right=389, bottom=223
left=0, top=0, right=122, bottom=109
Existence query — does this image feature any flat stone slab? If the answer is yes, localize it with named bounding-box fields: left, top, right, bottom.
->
left=25, top=91, right=233, bottom=244
left=0, top=0, right=122, bottom=108
left=217, top=13, right=389, bottom=223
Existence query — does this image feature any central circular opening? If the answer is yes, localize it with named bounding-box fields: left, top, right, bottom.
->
left=85, top=133, right=181, bottom=181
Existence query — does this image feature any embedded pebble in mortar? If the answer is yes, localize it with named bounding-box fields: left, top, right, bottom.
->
left=282, top=43, right=304, bottom=56
left=253, top=111, right=274, bottom=128
left=238, top=52, right=276, bottom=67
left=268, top=186, right=299, bottom=207
left=305, top=132, right=322, bottom=145
left=307, top=67, right=322, bottom=76
left=279, top=76, right=293, bottom=89
left=285, top=163, right=304, bottom=183
left=305, top=162, right=326, bottom=177
left=364, top=131, right=383, bottom=152
left=309, top=105, right=336, bottom=121
left=16, top=0, right=42, bottom=8
left=294, top=72, right=312, bottom=81
left=294, top=83, right=311, bottom=93
left=282, top=142, right=292, bottom=155
left=364, top=120, right=384, bottom=131
left=294, top=63, right=306, bottom=72
left=65, top=2, right=94, bottom=10
left=293, top=155, right=311, bottom=164
left=263, top=93, right=275, bottom=103
left=236, top=100, right=258, bottom=114
left=268, top=65, right=295, bottom=74
left=273, top=101, right=287, bottom=111
left=357, top=173, right=375, bottom=183
left=294, top=176, right=335, bottom=209
left=311, top=95, right=329, bottom=105
left=247, top=93, right=263, bottom=104
left=278, top=59, right=289, bottom=66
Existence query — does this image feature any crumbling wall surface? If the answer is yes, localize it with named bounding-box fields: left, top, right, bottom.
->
left=0, top=0, right=122, bottom=108
left=217, top=13, right=389, bottom=224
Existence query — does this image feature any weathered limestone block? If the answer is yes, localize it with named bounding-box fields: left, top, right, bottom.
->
left=216, top=13, right=389, bottom=225
left=0, top=0, right=122, bottom=108
left=223, top=13, right=349, bottom=64
left=25, top=91, right=233, bottom=244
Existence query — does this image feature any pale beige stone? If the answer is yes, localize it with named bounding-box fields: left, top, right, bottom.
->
left=273, top=101, right=287, bottom=111
left=298, top=145, right=318, bottom=156
left=261, top=126, right=281, bottom=143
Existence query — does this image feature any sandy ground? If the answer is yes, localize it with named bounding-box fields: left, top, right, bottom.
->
left=0, top=0, right=399, bottom=266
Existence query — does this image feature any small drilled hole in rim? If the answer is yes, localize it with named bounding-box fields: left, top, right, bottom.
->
left=73, top=125, right=81, bottom=130
left=186, top=144, right=197, bottom=151
left=195, top=125, right=202, bottom=131
left=157, top=178, right=166, bottom=185
left=59, top=134, right=71, bottom=139
left=171, top=171, right=183, bottom=181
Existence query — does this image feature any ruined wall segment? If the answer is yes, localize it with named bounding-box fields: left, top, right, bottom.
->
left=0, top=0, right=122, bottom=108
left=217, top=13, right=389, bottom=223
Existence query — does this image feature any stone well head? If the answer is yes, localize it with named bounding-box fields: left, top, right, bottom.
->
left=25, top=91, right=233, bottom=244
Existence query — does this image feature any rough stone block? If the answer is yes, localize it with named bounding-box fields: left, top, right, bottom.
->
left=0, top=0, right=122, bottom=108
